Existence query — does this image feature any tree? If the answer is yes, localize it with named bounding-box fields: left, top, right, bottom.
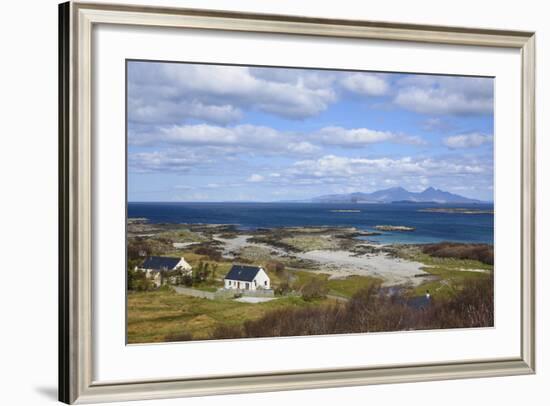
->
left=127, top=268, right=154, bottom=291
left=275, top=281, right=291, bottom=296
left=194, top=261, right=210, bottom=283
left=210, top=263, right=219, bottom=281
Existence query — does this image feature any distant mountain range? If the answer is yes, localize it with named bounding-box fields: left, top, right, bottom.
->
left=309, top=187, right=486, bottom=204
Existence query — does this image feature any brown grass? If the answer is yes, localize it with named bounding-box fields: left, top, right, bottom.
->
left=207, top=274, right=494, bottom=339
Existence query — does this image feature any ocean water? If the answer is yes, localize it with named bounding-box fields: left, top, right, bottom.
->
left=128, top=202, right=494, bottom=245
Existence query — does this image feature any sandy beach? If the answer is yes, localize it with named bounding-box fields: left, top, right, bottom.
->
left=214, top=233, right=427, bottom=286
left=295, top=249, right=427, bottom=286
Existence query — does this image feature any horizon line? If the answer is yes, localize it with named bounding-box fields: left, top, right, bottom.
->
left=127, top=200, right=494, bottom=204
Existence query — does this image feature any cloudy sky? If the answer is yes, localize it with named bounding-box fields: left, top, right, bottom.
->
left=127, top=61, right=494, bottom=202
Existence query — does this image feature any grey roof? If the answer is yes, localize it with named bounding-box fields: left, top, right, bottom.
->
left=224, top=265, right=263, bottom=282
left=140, top=256, right=181, bottom=271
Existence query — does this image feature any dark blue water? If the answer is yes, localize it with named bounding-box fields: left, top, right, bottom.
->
left=128, top=202, right=493, bottom=244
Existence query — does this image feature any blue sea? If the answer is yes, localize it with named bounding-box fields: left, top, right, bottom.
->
left=128, top=202, right=493, bottom=245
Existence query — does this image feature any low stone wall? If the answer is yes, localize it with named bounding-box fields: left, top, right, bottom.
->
left=240, top=289, right=275, bottom=298
left=173, top=286, right=215, bottom=300
left=173, top=286, right=275, bottom=300
left=217, top=288, right=275, bottom=298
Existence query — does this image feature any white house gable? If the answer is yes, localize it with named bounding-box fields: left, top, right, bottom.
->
left=224, top=265, right=271, bottom=291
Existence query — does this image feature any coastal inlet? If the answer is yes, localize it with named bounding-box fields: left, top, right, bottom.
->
left=126, top=202, right=493, bottom=343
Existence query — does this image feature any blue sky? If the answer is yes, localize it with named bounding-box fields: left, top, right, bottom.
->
left=127, top=61, right=494, bottom=202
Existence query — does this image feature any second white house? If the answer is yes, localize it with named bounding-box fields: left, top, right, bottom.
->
left=137, top=256, right=192, bottom=287
left=224, top=265, right=270, bottom=291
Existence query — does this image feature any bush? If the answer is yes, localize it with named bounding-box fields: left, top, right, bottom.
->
left=275, top=281, right=292, bottom=296
left=127, top=269, right=154, bottom=291
left=158, top=284, right=174, bottom=293
left=211, top=324, right=244, bottom=340
left=421, top=242, right=494, bottom=265
left=266, top=260, right=285, bottom=274
left=301, top=279, right=328, bottom=301
left=193, top=261, right=210, bottom=282
left=182, top=274, right=193, bottom=287
left=194, top=246, right=222, bottom=261
left=226, top=274, right=494, bottom=339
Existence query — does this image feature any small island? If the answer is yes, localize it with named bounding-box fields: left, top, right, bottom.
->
left=374, top=225, right=415, bottom=232
left=330, top=209, right=361, bottom=213
left=418, top=208, right=494, bottom=215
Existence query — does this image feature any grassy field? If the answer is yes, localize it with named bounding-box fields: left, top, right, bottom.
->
left=127, top=289, right=333, bottom=343
left=127, top=224, right=494, bottom=342
left=395, top=245, right=493, bottom=299
left=290, top=270, right=381, bottom=298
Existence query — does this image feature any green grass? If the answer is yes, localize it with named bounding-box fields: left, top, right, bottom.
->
left=191, top=284, right=219, bottom=293
left=411, top=267, right=491, bottom=299
left=127, top=289, right=331, bottom=343
left=290, top=269, right=329, bottom=287
left=397, top=246, right=493, bottom=271
left=156, top=228, right=206, bottom=243
left=280, top=235, right=340, bottom=251
left=393, top=245, right=493, bottom=300
left=288, top=270, right=381, bottom=299
left=326, top=275, right=382, bottom=298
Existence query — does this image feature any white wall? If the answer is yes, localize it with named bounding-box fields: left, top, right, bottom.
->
left=0, top=0, right=547, bottom=405
left=255, top=269, right=270, bottom=289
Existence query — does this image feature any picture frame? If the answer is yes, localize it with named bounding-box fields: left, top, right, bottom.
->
left=59, top=1, right=536, bottom=404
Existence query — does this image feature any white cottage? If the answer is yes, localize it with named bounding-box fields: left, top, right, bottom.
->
left=224, top=265, right=270, bottom=291
left=137, top=256, right=192, bottom=287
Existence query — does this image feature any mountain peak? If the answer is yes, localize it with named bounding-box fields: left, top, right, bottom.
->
left=385, top=186, right=408, bottom=192
left=311, top=186, right=484, bottom=204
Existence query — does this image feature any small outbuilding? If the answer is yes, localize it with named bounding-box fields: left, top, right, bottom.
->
left=407, top=291, right=432, bottom=310
left=137, top=256, right=192, bottom=287
left=224, top=265, right=270, bottom=291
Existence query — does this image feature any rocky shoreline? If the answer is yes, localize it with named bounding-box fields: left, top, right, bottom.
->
left=128, top=218, right=492, bottom=288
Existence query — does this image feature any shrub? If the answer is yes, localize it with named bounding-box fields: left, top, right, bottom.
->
left=275, top=281, right=292, bottom=296
left=182, top=274, right=193, bottom=287
left=211, top=324, right=244, bottom=340
left=301, top=279, right=328, bottom=301
left=194, top=246, right=222, bottom=261
left=421, top=242, right=494, bottom=265
left=127, top=269, right=154, bottom=291
left=266, top=260, right=285, bottom=274
left=193, top=261, right=210, bottom=282
left=224, top=274, right=494, bottom=339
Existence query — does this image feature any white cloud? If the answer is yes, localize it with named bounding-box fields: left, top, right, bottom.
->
left=129, top=123, right=425, bottom=160
left=314, top=126, right=426, bottom=147
left=128, top=151, right=208, bottom=173
left=340, top=73, right=389, bottom=96
left=130, top=123, right=321, bottom=158
left=394, top=76, right=493, bottom=115
left=288, top=155, right=489, bottom=180
left=129, top=62, right=337, bottom=122
left=247, top=174, right=264, bottom=183
left=421, top=117, right=455, bottom=132
left=287, top=141, right=320, bottom=154
left=128, top=99, right=242, bottom=126
left=443, top=133, right=493, bottom=149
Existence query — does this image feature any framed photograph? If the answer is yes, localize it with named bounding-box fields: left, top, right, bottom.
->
left=59, top=1, right=535, bottom=404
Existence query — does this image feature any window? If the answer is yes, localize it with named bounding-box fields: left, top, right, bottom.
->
left=245, top=283, right=250, bottom=290
left=264, top=281, right=267, bottom=286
